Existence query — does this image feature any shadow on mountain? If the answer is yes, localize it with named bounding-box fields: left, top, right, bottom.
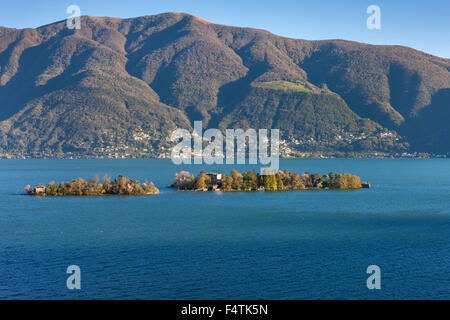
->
left=388, top=63, right=421, bottom=118
left=406, top=88, right=450, bottom=153
left=209, top=59, right=268, bottom=128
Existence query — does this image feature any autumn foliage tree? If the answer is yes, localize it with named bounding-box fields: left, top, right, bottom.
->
left=194, top=171, right=208, bottom=190
left=332, top=173, right=362, bottom=189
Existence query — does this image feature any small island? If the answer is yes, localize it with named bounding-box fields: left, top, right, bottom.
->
left=25, top=174, right=159, bottom=196
left=171, top=169, right=369, bottom=192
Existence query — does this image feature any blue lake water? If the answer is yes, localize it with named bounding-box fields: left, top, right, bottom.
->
left=0, top=159, right=449, bottom=299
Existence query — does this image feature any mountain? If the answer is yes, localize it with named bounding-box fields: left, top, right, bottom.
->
left=0, top=12, right=449, bottom=157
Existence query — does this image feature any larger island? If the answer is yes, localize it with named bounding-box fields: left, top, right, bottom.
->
left=170, top=169, right=369, bottom=191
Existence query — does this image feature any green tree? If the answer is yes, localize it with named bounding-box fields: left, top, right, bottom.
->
left=264, top=174, right=277, bottom=191
left=242, top=171, right=250, bottom=190
left=247, top=170, right=258, bottom=190
left=276, top=172, right=285, bottom=190
left=242, top=170, right=258, bottom=190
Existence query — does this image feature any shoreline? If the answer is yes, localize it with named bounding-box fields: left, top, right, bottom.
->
left=1, top=155, right=448, bottom=160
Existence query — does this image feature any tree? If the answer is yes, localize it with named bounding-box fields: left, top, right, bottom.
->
left=291, top=172, right=304, bottom=190
left=312, top=173, right=322, bottom=188
left=46, top=182, right=58, bottom=196
left=264, top=174, right=277, bottom=191
left=328, top=172, right=335, bottom=186
left=222, top=174, right=233, bottom=191
left=172, top=171, right=195, bottom=190
left=242, top=170, right=258, bottom=190
left=247, top=170, right=258, bottom=190
left=70, top=178, right=86, bottom=195
left=282, top=170, right=292, bottom=188
left=194, top=171, right=208, bottom=190
left=58, top=182, right=69, bottom=195
left=231, top=169, right=243, bottom=190
left=303, top=172, right=313, bottom=188
left=332, top=173, right=362, bottom=189
left=118, top=175, right=128, bottom=194
left=103, top=174, right=111, bottom=193
left=143, top=181, right=159, bottom=194
left=242, top=171, right=250, bottom=190
left=276, top=172, right=285, bottom=190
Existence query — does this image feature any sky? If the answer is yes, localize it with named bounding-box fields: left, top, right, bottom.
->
left=0, top=0, right=449, bottom=58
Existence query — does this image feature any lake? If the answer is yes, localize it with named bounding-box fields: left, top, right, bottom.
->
left=0, top=159, right=449, bottom=299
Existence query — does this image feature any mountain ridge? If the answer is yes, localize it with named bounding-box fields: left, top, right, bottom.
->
left=0, top=12, right=449, bottom=157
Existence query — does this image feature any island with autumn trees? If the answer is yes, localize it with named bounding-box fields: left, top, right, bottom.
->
left=25, top=174, right=159, bottom=196
left=170, top=170, right=370, bottom=191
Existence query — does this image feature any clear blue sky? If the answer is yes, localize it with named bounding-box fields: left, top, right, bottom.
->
left=1, top=0, right=449, bottom=58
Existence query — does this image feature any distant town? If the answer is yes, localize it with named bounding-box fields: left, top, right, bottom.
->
left=0, top=134, right=447, bottom=160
